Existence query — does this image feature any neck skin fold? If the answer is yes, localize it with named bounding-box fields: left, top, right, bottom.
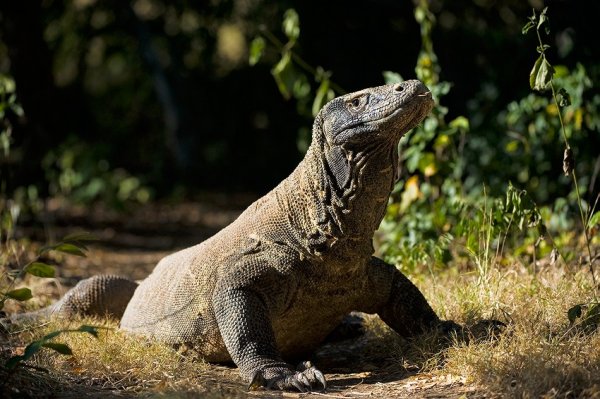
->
left=278, top=120, right=400, bottom=258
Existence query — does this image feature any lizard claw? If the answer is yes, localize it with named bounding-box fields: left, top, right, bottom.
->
left=311, top=368, right=327, bottom=389
left=297, top=360, right=327, bottom=390
left=247, top=361, right=327, bottom=392
left=247, top=370, right=266, bottom=391
left=294, top=372, right=311, bottom=389
left=288, top=376, right=309, bottom=392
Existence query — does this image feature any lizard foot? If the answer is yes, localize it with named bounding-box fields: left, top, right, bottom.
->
left=248, top=361, right=326, bottom=392
left=437, top=319, right=507, bottom=344
left=437, top=319, right=463, bottom=336
left=466, top=319, right=507, bottom=342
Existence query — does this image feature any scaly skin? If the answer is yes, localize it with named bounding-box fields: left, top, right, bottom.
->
left=11, top=81, right=462, bottom=392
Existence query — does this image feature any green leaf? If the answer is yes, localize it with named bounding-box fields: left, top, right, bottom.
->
left=62, top=232, right=97, bottom=243
left=449, top=116, right=469, bottom=132
left=522, top=20, right=534, bottom=35
left=5, top=336, right=75, bottom=369
left=505, top=140, right=519, bottom=153
left=282, top=9, right=300, bottom=42
left=557, top=88, right=571, bottom=107
left=417, top=152, right=438, bottom=177
left=529, top=56, right=541, bottom=90
left=568, top=304, right=582, bottom=325
left=553, top=65, right=569, bottom=78
left=24, top=262, right=56, bottom=278
left=0, top=74, right=16, bottom=95
left=312, top=79, right=333, bottom=117
left=292, top=74, right=310, bottom=100
left=433, top=134, right=450, bottom=151
left=24, top=342, right=42, bottom=362
left=42, top=330, right=63, bottom=341
left=536, top=44, right=550, bottom=54
left=4, top=355, right=25, bottom=370
left=314, top=66, right=331, bottom=84
left=537, top=7, right=549, bottom=31
left=0, top=131, right=11, bottom=156
left=42, top=342, right=72, bottom=355
left=537, top=223, right=548, bottom=238
left=529, top=55, right=553, bottom=91
left=383, top=71, right=404, bottom=84
left=12, top=103, right=24, bottom=117
left=6, top=287, right=33, bottom=301
left=39, top=234, right=96, bottom=255
left=248, top=37, right=265, bottom=66
left=77, top=325, right=100, bottom=338
left=588, top=211, right=600, bottom=229
left=53, top=243, right=86, bottom=257
left=271, top=52, right=295, bottom=100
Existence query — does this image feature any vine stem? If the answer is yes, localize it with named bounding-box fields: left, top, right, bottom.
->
left=536, top=27, right=570, bottom=146
left=550, top=79, right=596, bottom=287
left=534, top=26, right=596, bottom=288
left=571, top=168, right=597, bottom=287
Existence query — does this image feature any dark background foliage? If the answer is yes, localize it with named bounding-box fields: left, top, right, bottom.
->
left=0, top=0, right=598, bottom=200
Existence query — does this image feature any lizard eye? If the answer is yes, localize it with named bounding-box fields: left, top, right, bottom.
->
left=347, top=95, right=368, bottom=113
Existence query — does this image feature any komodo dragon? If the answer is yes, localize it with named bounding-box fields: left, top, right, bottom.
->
left=11, top=80, right=465, bottom=391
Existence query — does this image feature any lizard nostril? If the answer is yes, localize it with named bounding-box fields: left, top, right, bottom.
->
left=394, top=84, right=405, bottom=92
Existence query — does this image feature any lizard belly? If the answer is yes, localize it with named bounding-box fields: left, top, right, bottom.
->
left=271, top=264, right=367, bottom=358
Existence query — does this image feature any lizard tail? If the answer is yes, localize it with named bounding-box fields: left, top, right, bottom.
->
left=6, top=275, right=138, bottom=325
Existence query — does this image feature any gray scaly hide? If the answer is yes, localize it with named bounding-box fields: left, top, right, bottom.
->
left=13, top=81, right=459, bottom=391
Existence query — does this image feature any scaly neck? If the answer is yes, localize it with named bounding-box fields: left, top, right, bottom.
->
left=282, top=125, right=399, bottom=257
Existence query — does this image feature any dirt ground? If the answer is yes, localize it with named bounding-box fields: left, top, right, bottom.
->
left=2, top=200, right=492, bottom=398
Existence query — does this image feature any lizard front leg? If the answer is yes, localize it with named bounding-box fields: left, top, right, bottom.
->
left=366, top=257, right=460, bottom=336
left=212, top=286, right=326, bottom=392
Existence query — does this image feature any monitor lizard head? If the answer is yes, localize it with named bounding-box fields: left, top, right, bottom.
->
left=293, top=81, right=435, bottom=251
left=317, top=80, right=434, bottom=147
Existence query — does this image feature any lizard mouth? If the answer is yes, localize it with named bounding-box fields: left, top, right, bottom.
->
left=379, top=90, right=434, bottom=135
left=407, top=91, right=434, bottom=126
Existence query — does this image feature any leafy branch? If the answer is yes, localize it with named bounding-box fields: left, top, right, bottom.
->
left=1, top=232, right=97, bottom=311
left=0, top=74, right=23, bottom=160
left=1, top=229, right=101, bottom=372
left=4, top=325, right=101, bottom=370
left=524, top=7, right=597, bottom=287
left=249, top=9, right=344, bottom=119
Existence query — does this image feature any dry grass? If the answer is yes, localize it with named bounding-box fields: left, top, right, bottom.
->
left=419, top=265, right=600, bottom=398
left=1, top=317, right=248, bottom=398
left=3, top=259, right=600, bottom=398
